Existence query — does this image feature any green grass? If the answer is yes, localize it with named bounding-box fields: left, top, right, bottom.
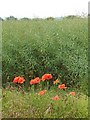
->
left=2, top=87, right=88, bottom=118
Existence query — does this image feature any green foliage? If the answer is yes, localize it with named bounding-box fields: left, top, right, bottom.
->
left=64, top=15, right=81, bottom=19
left=46, top=17, right=55, bottom=20
left=2, top=18, right=88, bottom=87
left=5, top=16, right=17, bottom=20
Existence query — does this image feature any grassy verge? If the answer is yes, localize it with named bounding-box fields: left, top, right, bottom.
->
left=2, top=87, right=88, bottom=118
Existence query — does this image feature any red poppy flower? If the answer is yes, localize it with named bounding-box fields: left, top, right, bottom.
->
left=30, top=79, right=35, bottom=85
left=42, top=74, right=52, bottom=81
left=38, top=90, right=47, bottom=96
left=69, top=92, right=76, bottom=96
left=58, top=84, right=67, bottom=90
left=34, top=77, right=41, bottom=84
left=30, top=77, right=40, bottom=85
left=13, top=76, right=25, bottom=84
left=52, top=95, right=60, bottom=100
left=53, top=79, right=59, bottom=84
left=18, top=77, right=25, bottom=84
left=13, top=77, right=19, bottom=83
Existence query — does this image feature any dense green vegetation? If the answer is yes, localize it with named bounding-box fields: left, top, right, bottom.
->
left=2, top=17, right=88, bottom=118
left=2, top=18, right=88, bottom=87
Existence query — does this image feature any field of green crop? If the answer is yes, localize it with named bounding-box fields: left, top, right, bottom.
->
left=2, top=18, right=88, bottom=84
left=2, top=17, right=88, bottom=118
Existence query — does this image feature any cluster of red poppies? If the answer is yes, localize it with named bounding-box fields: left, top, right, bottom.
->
left=30, top=74, right=53, bottom=85
left=12, top=73, right=76, bottom=99
left=13, top=73, right=53, bottom=85
left=13, top=74, right=67, bottom=91
left=13, top=74, right=67, bottom=90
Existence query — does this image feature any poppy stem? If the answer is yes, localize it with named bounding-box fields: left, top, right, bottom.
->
left=34, top=84, right=38, bottom=92
left=42, top=80, right=47, bottom=90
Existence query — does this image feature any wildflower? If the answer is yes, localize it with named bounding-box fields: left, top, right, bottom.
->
left=30, top=77, right=40, bottom=85
left=30, top=79, right=35, bottom=85
left=42, top=74, right=52, bottom=81
left=18, top=77, right=25, bottom=84
left=34, top=77, right=41, bottom=84
left=13, top=77, right=18, bottom=83
left=69, top=92, right=76, bottom=96
left=38, top=90, right=47, bottom=96
left=52, top=95, right=60, bottom=100
left=58, top=84, right=67, bottom=90
left=53, top=79, right=59, bottom=84
left=13, top=76, right=25, bottom=84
